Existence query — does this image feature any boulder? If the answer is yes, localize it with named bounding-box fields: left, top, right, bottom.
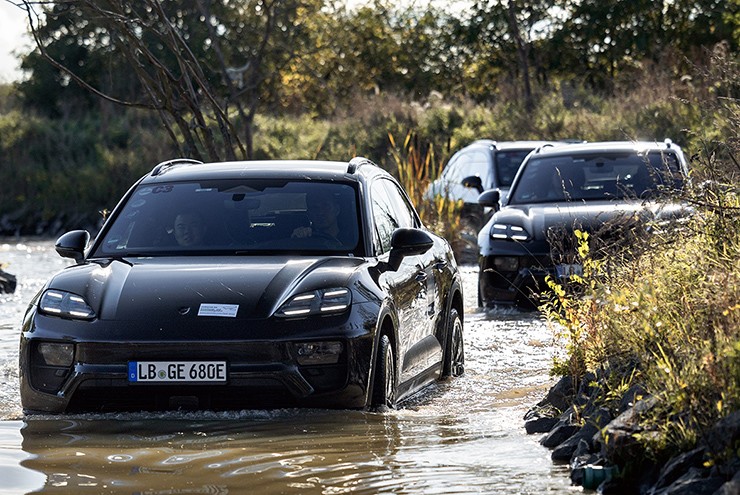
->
left=713, top=470, right=740, bottom=495
left=649, top=467, right=725, bottom=495
left=597, top=396, right=658, bottom=466
left=0, top=268, right=16, bottom=294
left=650, top=448, right=706, bottom=492
left=540, top=419, right=580, bottom=449
left=524, top=415, right=558, bottom=434
left=551, top=422, right=600, bottom=461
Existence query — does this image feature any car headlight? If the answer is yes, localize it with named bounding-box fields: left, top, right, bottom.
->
left=490, top=223, right=531, bottom=242
left=275, top=287, right=351, bottom=318
left=38, top=289, right=96, bottom=320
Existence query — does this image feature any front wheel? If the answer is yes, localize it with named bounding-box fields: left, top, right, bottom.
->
left=442, top=308, right=464, bottom=378
left=371, top=334, right=397, bottom=408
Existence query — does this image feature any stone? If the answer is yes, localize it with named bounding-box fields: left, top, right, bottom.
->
left=551, top=422, right=600, bottom=462
left=649, top=467, right=725, bottom=495
left=598, top=396, right=658, bottom=465
left=713, top=469, right=740, bottom=495
left=701, top=411, right=740, bottom=455
left=536, top=375, right=575, bottom=412
left=540, top=420, right=580, bottom=449
left=524, top=415, right=558, bottom=434
left=0, top=269, right=17, bottom=294
left=619, top=383, right=649, bottom=413
left=651, top=447, right=706, bottom=491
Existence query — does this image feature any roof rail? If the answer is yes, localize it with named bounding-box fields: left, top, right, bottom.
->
left=151, top=158, right=204, bottom=176
left=471, top=139, right=497, bottom=149
left=348, top=156, right=374, bottom=174
left=535, top=143, right=558, bottom=153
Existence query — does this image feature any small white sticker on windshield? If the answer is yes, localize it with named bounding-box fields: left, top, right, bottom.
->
left=198, top=303, right=239, bottom=318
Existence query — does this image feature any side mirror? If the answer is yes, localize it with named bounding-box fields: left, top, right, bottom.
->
left=477, top=189, right=501, bottom=210
left=55, top=230, right=90, bottom=264
left=462, top=175, right=484, bottom=194
left=390, top=228, right=434, bottom=256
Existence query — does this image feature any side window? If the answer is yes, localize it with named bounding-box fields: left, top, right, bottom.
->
left=441, top=153, right=461, bottom=181
left=460, top=151, right=491, bottom=183
left=381, top=179, right=417, bottom=229
left=370, top=181, right=397, bottom=254
left=370, top=178, right=421, bottom=255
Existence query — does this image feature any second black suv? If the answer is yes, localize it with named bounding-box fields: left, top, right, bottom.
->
left=475, top=140, right=690, bottom=308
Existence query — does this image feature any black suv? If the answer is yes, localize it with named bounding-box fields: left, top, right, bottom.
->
left=20, top=157, right=464, bottom=413
left=475, top=141, right=690, bottom=308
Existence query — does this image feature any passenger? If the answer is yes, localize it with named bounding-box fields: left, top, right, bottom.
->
left=173, top=211, right=206, bottom=247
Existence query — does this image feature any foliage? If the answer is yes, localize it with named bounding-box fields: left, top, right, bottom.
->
left=1, top=41, right=739, bottom=242
left=538, top=48, right=739, bottom=461
left=387, top=131, right=464, bottom=248
left=540, top=154, right=740, bottom=463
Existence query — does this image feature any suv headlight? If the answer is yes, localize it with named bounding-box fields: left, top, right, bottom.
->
left=276, top=287, right=351, bottom=318
left=38, top=289, right=96, bottom=320
left=490, top=223, right=531, bottom=242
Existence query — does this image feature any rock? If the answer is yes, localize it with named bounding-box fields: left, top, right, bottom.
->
left=540, top=420, right=580, bottom=449
left=649, top=467, right=725, bottom=495
left=700, top=411, right=740, bottom=456
left=570, top=438, right=597, bottom=469
left=713, top=469, right=740, bottom=495
left=525, top=415, right=558, bottom=434
left=651, top=448, right=706, bottom=492
left=551, top=422, right=600, bottom=461
left=538, top=375, right=575, bottom=412
left=0, top=268, right=17, bottom=294
left=619, top=383, right=649, bottom=413
left=598, top=396, right=659, bottom=466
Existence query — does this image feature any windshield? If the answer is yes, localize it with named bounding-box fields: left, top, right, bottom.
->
left=494, top=149, right=535, bottom=187
left=508, top=151, right=684, bottom=205
left=92, top=179, right=362, bottom=257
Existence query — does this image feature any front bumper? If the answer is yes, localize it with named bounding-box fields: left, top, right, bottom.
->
left=478, top=254, right=553, bottom=306
left=20, top=312, right=375, bottom=414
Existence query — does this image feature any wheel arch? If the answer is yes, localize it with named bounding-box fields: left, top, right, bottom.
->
left=367, top=304, right=399, bottom=406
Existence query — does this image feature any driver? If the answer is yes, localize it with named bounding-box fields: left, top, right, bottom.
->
left=291, top=192, right=342, bottom=244
left=173, top=211, right=206, bottom=247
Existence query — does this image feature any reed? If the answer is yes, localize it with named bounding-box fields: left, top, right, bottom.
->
left=387, top=131, right=465, bottom=254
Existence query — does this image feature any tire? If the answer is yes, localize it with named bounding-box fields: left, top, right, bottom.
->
left=371, top=334, right=397, bottom=408
left=442, top=308, right=464, bottom=378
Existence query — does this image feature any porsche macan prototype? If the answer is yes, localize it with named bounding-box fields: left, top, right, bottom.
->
left=20, top=157, right=464, bottom=413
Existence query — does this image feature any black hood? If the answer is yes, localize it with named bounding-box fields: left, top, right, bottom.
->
left=45, top=256, right=366, bottom=320
left=495, top=200, right=687, bottom=241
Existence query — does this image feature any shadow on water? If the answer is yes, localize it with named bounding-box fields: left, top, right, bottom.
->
left=19, top=410, right=408, bottom=495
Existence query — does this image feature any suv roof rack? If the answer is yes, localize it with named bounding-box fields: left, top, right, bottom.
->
left=151, top=158, right=204, bottom=176
left=347, top=156, right=375, bottom=174
left=470, top=139, right=497, bottom=149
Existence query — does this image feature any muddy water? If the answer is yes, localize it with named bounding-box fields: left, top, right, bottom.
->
left=0, top=240, right=573, bottom=494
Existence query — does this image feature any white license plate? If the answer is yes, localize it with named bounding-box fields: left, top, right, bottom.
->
left=128, top=361, right=227, bottom=382
left=555, top=264, right=583, bottom=278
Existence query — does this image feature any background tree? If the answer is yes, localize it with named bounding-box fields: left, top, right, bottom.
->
left=18, top=0, right=329, bottom=161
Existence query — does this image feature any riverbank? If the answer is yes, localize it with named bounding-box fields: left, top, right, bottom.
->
left=0, top=208, right=101, bottom=238
left=521, top=179, right=740, bottom=493
left=526, top=374, right=740, bottom=493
